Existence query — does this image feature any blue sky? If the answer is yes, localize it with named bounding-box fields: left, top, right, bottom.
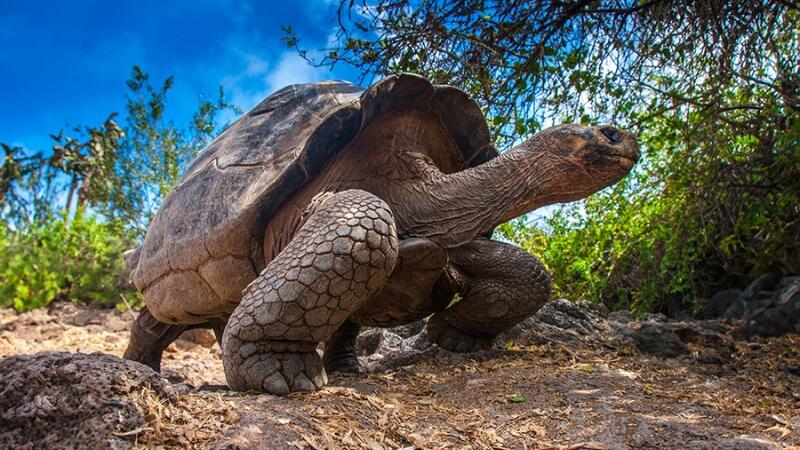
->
left=1, top=0, right=361, bottom=151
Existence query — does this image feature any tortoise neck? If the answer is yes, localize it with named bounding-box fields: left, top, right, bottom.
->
left=392, top=137, right=573, bottom=248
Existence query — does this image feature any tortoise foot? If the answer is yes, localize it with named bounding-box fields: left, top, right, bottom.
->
left=426, top=315, right=493, bottom=353
left=224, top=343, right=327, bottom=395
left=222, top=190, right=398, bottom=394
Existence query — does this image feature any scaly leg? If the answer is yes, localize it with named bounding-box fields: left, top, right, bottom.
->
left=324, top=238, right=448, bottom=373
left=351, top=237, right=450, bottom=327
left=124, top=307, right=188, bottom=371
left=222, top=190, right=398, bottom=395
left=427, top=238, right=551, bottom=352
left=124, top=307, right=223, bottom=371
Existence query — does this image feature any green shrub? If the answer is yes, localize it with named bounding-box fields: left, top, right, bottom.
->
left=0, top=209, right=130, bottom=312
left=500, top=94, right=800, bottom=315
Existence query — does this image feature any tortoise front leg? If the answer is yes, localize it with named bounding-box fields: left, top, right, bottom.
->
left=427, top=238, right=551, bottom=352
left=222, top=190, right=398, bottom=395
left=324, top=237, right=448, bottom=373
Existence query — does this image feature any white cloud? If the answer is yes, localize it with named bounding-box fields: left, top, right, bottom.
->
left=243, top=53, right=269, bottom=76
left=212, top=2, right=341, bottom=115
left=265, top=51, right=328, bottom=93
left=221, top=49, right=333, bottom=113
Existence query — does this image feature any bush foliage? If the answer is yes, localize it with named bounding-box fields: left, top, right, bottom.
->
left=0, top=210, right=128, bottom=312
left=304, top=0, right=799, bottom=314
left=0, top=67, right=234, bottom=311
left=2, top=2, right=798, bottom=314
left=499, top=87, right=800, bottom=314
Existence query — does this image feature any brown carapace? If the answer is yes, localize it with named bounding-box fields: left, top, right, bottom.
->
left=124, top=74, right=639, bottom=395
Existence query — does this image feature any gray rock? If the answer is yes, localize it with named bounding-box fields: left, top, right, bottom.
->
left=499, top=299, right=613, bottom=348
left=774, top=276, right=800, bottom=306
left=722, top=273, right=777, bottom=320
left=529, top=299, right=609, bottom=335
left=642, top=312, right=669, bottom=322
left=741, top=273, right=777, bottom=302
left=741, top=276, right=800, bottom=338
left=698, top=288, right=741, bottom=319
left=0, top=351, right=173, bottom=449
left=608, top=309, right=635, bottom=323
left=362, top=299, right=743, bottom=369
left=621, top=322, right=690, bottom=357
left=388, top=321, right=426, bottom=338
left=357, top=328, right=405, bottom=356
left=665, top=296, right=691, bottom=320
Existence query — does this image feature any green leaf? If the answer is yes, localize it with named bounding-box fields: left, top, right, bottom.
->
left=509, top=394, right=526, bottom=403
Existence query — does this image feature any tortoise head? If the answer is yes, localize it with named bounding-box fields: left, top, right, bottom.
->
left=391, top=122, right=640, bottom=248
left=534, top=123, right=640, bottom=189
left=486, top=123, right=639, bottom=224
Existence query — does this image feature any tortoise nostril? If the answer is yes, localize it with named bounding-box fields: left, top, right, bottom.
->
left=600, top=126, right=621, bottom=144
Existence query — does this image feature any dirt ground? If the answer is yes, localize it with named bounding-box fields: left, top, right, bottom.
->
left=0, top=301, right=798, bottom=449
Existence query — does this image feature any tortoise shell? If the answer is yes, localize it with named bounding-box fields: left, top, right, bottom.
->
left=132, top=74, right=498, bottom=319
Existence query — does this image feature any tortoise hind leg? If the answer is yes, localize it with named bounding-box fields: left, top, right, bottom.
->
left=124, top=308, right=226, bottom=372
left=322, top=319, right=360, bottom=373
left=123, top=307, right=189, bottom=372
left=222, top=189, right=398, bottom=395
left=427, top=238, right=551, bottom=352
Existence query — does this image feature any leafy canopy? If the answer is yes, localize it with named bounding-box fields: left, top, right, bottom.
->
left=289, top=0, right=800, bottom=312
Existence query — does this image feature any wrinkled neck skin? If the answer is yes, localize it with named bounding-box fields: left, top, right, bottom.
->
left=393, top=134, right=616, bottom=249
left=264, top=115, right=635, bottom=263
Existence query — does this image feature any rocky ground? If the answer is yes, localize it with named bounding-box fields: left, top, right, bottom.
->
left=0, top=299, right=798, bottom=449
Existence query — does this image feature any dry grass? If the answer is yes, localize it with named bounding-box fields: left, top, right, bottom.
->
left=128, top=387, right=238, bottom=449
left=1, top=303, right=798, bottom=449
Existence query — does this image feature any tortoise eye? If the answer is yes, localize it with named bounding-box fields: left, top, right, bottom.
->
left=600, top=126, right=621, bottom=144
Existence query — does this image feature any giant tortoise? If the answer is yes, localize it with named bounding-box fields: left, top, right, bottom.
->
left=124, top=74, right=639, bottom=395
